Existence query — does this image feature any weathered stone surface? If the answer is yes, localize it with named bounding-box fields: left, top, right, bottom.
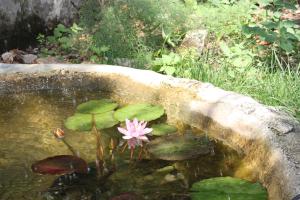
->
left=1, top=52, right=14, bottom=64
left=0, top=0, right=84, bottom=53
left=0, top=64, right=299, bottom=200
left=1, top=50, right=37, bottom=64
left=179, top=29, right=208, bottom=56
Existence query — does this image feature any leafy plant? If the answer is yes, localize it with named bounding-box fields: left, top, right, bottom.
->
left=152, top=52, right=182, bottom=75
left=242, top=0, right=300, bottom=58
left=36, top=33, right=46, bottom=44
left=220, top=42, right=255, bottom=68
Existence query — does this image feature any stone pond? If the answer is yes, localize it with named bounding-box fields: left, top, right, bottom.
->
left=0, top=63, right=299, bottom=200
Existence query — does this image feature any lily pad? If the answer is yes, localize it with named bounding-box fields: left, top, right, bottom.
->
left=151, top=123, right=177, bottom=136
left=147, top=134, right=212, bottom=161
left=76, top=99, right=118, bottom=114
left=190, top=177, right=268, bottom=200
left=31, top=155, right=89, bottom=175
left=65, top=111, right=119, bottom=131
left=114, top=103, right=164, bottom=122
left=65, top=113, right=92, bottom=131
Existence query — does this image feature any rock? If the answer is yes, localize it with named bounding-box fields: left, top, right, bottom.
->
left=179, top=29, right=208, bottom=56
left=0, top=64, right=299, bottom=200
left=1, top=50, right=37, bottom=64
left=22, top=54, right=37, bottom=64
left=113, top=58, right=134, bottom=67
left=0, top=0, right=84, bottom=53
left=1, top=52, right=15, bottom=63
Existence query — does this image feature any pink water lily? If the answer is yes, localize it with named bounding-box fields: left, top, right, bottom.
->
left=118, top=118, right=152, bottom=159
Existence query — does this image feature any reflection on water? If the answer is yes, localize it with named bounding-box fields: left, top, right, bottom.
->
left=0, top=90, right=243, bottom=200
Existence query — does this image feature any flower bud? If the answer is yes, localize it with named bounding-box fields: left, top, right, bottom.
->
left=53, top=128, right=65, bottom=139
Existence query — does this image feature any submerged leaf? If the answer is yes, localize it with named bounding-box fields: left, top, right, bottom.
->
left=190, top=177, right=268, bottom=200
left=31, top=155, right=88, bottom=175
left=151, top=123, right=177, bottom=136
left=76, top=99, right=118, bottom=114
left=114, top=103, right=164, bottom=122
left=147, top=134, right=212, bottom=161
left=65, top=111, right=119, bottom=131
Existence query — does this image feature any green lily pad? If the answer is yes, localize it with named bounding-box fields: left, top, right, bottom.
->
left=190, top=177, right=268, bottom=200
left=76, top=99, right=118, bottom=114
left=94, top=111, right=119, bottom=130
left=147, top=134, right=212, bottom=161
left=151, top=123, right=177, bottom=136
left=114, top=103, right=164, bottom=122
left=65, top=111, right=119, bottom=131
left=65, top=113, right=92, bottom=131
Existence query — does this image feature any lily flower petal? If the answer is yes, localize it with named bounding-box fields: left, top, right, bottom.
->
left=117, top=127, right=128, bottom=135
left=123, top=135, right=133, bottom=140
left=117, top=119, right=152, bottom=150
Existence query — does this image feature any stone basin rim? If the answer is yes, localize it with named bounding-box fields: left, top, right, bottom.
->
left=0, top=63, right=299, bottom=200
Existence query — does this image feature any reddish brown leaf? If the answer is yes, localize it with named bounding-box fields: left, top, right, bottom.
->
left=31, top=155, right=88, bottom=175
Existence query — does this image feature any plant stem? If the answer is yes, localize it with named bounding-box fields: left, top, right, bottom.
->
left=92, top=114, right=104, bottom=177
left=138, top=146, right=143, bottom=160
left=120, top=142, right=128, bottom=153
left=130, top=147, right=134, bottom=159
left=61, top=139, right=78, bottom=156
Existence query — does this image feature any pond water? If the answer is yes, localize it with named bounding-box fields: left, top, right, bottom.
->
left=0, top=89, right=245, bottom=200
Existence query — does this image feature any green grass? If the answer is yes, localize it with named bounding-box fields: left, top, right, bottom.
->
left=196, top=0, right=253, bottom=41
left=166, top=1, right=300, bottom=119
left=181, top=58, right=300, bottom=118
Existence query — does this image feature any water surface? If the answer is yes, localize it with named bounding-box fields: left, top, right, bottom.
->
left=0, top=90, right=243, bottom=200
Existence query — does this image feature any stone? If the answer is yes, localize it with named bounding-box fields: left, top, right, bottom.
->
left=1, top=52, right=15, bottom=64
left=0, top=64, right=299, bottom=200
left=179, top=29, right=208, bottom=56
left=22, top=54, right=38, bottom=64
left=0, top=0, right=84, bottom=53
left=1, top=50, right=37, bottom=64
left=113, top=58, right=134, bottom=68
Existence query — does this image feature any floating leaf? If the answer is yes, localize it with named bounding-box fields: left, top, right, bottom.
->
left=147, top=134, right=212, bottom=161
left=65, top=113, right=92, bottom=131
left=94, top=111, right=119, bottom=129
left=76, top=99, right=118, bottom=114
left=114, top=103, right=164, bottom=122
left=31, top=155, right=88, bottom=175
left=65, top=111, right=119, bottom=131
left=190, top=177, right=268, bottom=200
left=151, top=123, right=177, bottom=136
